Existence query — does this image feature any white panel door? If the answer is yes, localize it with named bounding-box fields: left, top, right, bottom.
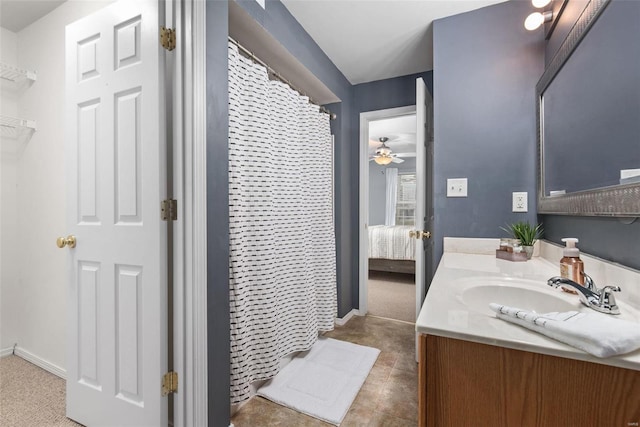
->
left=65, top=1, right=167, bottom=426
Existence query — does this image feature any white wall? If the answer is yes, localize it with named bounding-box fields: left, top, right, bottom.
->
left=1, top=27, right=20, bottom=352
left=0, top=1, right=112, bottom=370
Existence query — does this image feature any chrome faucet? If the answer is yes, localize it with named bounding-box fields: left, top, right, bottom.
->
left=547, top=275, right=621, bottom=315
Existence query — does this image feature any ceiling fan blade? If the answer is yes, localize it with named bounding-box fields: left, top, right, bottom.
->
left=391, top=157, right=405, bottom=164
left=393, top=152, right=417, bottom=158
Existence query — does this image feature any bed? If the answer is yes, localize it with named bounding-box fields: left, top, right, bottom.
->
left=367, top=225, right=416, bottom=274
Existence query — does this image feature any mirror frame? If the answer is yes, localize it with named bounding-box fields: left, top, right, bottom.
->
left=536, top=0, right=640, bottom=217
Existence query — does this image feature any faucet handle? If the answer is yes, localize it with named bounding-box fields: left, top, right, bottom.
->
left=581, top=272, right=597, bottom=292
left=598, top=286, right=621, bottom=314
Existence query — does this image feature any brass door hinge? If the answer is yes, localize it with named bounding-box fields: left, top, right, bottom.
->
left=160, top=26, right=176, bottom=51
left=162, top=371, right=178, bottom=396
left=161, top=199, right=178, bottom=221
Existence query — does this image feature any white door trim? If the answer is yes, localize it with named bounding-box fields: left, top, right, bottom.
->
left=358, top=105, right=416, bottom=314
left=175, top=0, right=207, bottom=426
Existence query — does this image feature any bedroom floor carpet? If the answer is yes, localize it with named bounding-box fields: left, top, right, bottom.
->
left=367, top=271, right=416, bottom=323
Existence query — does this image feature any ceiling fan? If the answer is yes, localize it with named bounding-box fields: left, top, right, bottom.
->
left=370, top=137, right=404, bottom=165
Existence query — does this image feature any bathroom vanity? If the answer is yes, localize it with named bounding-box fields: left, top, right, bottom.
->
left=416, top=238, right=640, bottom=427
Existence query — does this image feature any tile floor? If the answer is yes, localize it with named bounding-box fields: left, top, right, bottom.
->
left=231, top=315, right=418, bottom=426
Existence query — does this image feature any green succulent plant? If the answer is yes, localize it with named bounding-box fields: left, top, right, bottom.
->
left=500, top=221, right=544, bottom=246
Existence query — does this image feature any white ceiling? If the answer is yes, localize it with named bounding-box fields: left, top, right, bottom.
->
left=1, top=0, right=507, bottom=91
left=282, top=0, right=507, bottom=85
left=0, top=1, right=66, bottom=32
left=369, top=115, right=416, bottom=156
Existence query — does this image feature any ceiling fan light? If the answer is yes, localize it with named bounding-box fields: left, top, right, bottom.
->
left=374, top=156, right=393, bottom=165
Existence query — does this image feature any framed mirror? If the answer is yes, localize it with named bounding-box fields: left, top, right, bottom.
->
left=536, top=0, right=640, bottom=216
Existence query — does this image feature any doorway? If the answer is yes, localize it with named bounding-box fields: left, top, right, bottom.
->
left=366, top=114, right=418, bottom=323
left=359, top=78, right=433, bottom=325
left=359, top=105, right=419, bottom=321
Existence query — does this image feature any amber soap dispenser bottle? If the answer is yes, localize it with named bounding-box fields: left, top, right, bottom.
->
left=560, top=238, right=584, bottom=293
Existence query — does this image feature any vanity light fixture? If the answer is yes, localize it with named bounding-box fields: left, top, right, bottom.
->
left=524, top=10, right=553, bottom=31
left=531, top=0, right=552, bottom=8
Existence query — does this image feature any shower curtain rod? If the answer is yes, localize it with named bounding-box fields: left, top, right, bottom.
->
left=228, top=36, right=337, bottom=120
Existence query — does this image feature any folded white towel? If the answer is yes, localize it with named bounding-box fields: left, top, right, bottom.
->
left=489, top=303, right=640, bottom=358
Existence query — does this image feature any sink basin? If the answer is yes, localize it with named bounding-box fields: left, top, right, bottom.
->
left=455, top=277, right=640, bottom=322
left=457, top=277, right=579, bottom=316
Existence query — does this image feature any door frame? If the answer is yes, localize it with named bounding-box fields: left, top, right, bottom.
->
left=174, top=0, right=207, bottom=425
left=358, top=105, right=416, bottom=316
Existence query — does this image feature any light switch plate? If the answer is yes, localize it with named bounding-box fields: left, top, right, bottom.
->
left=447, top=178, right=468, bottom=197
left=512, top=191, right=528, bottom=212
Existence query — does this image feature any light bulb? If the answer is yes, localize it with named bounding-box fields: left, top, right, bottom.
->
left=532, top=0, right=551, bottom=8
left=374, top=156, right=393, bottom=165
left=524, top=11, right=550, bottom=31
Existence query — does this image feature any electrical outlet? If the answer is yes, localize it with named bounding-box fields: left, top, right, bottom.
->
left=512, top=192, right=528, bottom=212
left=447, top=178, right=468, bottom=197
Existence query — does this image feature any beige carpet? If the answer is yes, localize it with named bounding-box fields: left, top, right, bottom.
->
left=367, top=271, right=416, bottom=323
left=0, top=355, right=81, bottom=427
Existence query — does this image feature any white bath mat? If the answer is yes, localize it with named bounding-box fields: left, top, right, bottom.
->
left=256, top=337, right=380, bottom=425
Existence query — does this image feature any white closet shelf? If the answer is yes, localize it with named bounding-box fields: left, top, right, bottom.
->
left=0, top=62, right=37, bottom=83
left=1, top=115, right=37, bottom=139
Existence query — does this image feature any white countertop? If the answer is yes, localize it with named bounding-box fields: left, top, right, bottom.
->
left=416, top=246, right=640, bottom=372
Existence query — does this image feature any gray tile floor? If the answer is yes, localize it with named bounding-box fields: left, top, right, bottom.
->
left=231, top=315, right=418, bottom=426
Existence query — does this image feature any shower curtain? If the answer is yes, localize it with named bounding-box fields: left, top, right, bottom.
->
left=227, top=43, right=337, bottom=404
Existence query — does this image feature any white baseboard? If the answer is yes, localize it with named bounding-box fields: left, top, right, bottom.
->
left=0, top=347, right=15, bottom=358
left=7, top=347, right=67, bottom=379
left=335, top=309, right=362, bottom=326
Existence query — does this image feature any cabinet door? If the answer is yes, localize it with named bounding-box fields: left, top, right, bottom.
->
left=422, top=335, right=640, bottom=426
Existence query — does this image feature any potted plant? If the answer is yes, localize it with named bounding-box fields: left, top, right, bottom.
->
left=501, top=221, right=543, bottom=259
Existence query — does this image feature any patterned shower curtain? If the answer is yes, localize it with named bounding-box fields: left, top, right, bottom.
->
left=227, top=43, right=337, bottom=404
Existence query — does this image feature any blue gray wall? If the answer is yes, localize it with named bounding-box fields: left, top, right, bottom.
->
left=432, top=1, right=544, bottom=265
left=206, top=1, right=230, bottom=424
left=354, top=72, right=433, bottom=112
left=543, top=215, right=640, bottom=270
left=540, top=0, right=640, bottom=271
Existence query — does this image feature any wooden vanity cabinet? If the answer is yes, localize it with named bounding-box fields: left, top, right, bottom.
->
left=418, top=334, right=640, bottom=427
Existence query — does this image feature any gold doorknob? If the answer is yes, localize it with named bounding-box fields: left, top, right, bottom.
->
left=56, top=235, right=76, bottom=249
